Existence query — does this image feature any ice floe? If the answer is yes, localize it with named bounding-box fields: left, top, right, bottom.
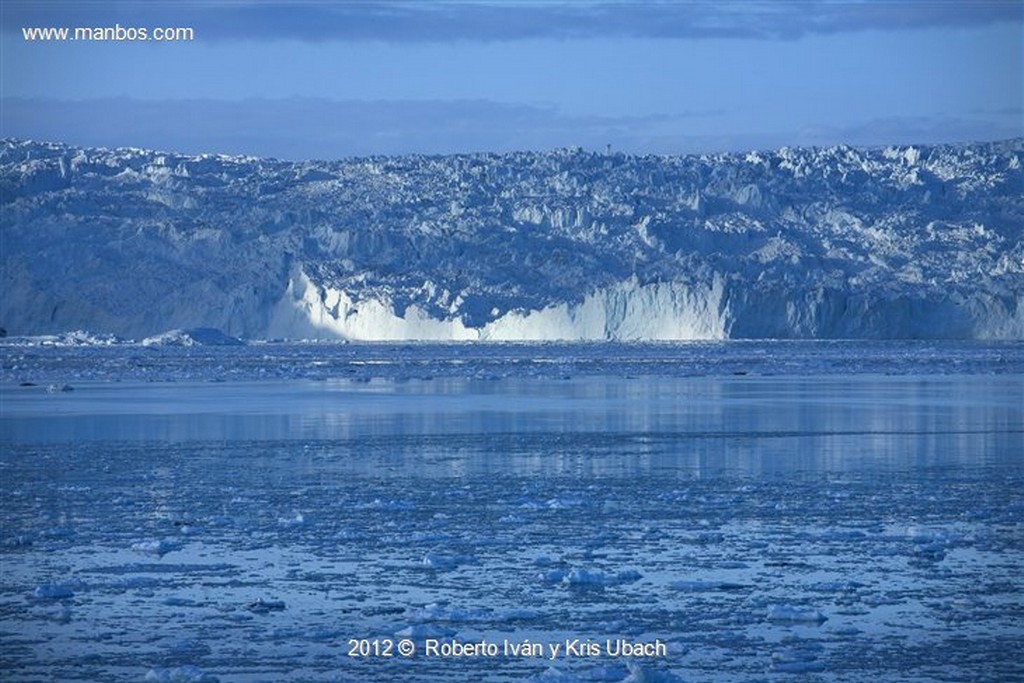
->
left=144, top=665, right=218, bottom=682
left=766, top=604, right=828, bottom=624
left=32, top=584, right=74, bottom=600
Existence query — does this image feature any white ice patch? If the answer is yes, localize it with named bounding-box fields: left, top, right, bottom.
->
left=131, top=538, right=182, bottom=557
left=142, top=327, right=245, bottom=347
left=422, top=551, right=477, bottom=571
left=394, top=623, right=457, bottom=638
left=144, top=665, right=218, bottom=682
left=277, top=512, right=306, bottom=527
left=32, top=584, right=74, bottom=600
left=765, top=604, right=828, bottom=623
left=560, top=568, right=642, bottom=588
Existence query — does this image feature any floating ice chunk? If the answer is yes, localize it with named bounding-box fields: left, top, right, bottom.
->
left=245, top=598, right=285, bottom=613
left=163, top=597, right=200, bottom=607
left=524, top=666, right=586, bottom=682
left=406, top=603, right=491, bottom=622
left=909, top=533, right=948, bottom=562
left=131, top=538, right=182, bottom=557
left=615, top=570, right=643, bottom=584
left=45, top=605, right=73, bottom=623
left=563, top=568, right=607, bottom=586
left=277, top=512, right=305, bottom=527
left=771, top=648, right=826, bottom=673
left=561, top=568, right=642, bottom=588
left=546, top=496, right=585, bottom=509
left=5, top=532, right=35, bottom=547
left=204, top=515, right=237, bottom=528
left=422, top=551, right=476, bottom=570
left=358, top=498, right=415, bottom=511
left=811, top=580, right=864, bottom=593
left=582, top=663, right=630, bottom=681
left=32, top=584, right=74, bottom=600
left=540, top=568, right=567, bottom=584
left=405, top=604, right=535, bottom=624
left=394, top=623, right=456, bottom=638
left=622, top=661, right=686, bottom=682
left=142, top=328, right=244, bottom=347
left=222, top=612, right=252, bottom=623
left=766, top=605, right=827, bottom=624
left=904, top=525, right=951, bottom=541
left=145, top=665, right=218, bottom=682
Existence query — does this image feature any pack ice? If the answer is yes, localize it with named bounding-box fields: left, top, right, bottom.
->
left=2, top=138, right=1021, bottom=340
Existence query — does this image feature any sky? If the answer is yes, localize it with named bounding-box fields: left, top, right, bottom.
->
left=1, top=0, right=1022, bottom=159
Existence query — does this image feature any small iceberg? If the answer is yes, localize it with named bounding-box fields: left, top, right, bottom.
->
left=560, top=568, right=642, bottom=588
left=276, top=512, right=306, bottom=527
left=771, top=644, right=827, bottom=673
left=765, top=604, right=827, bottom=624
left=131, top=538, right=182, bottom=557
left=141, top=328, right=245, bottom=347
left=32, top=584, right=74, bottom=600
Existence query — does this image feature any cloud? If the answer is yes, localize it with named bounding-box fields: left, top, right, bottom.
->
left=3, top=1, right=1021, bottom=43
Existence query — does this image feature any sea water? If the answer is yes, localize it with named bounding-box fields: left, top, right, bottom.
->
left=1, top=341, right=1022, bottom=682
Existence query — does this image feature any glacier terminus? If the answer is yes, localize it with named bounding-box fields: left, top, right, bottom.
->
left=2, top=138, right=1021, bottom=341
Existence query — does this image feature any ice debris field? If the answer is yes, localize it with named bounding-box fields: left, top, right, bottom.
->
left=1, top=340, right=1022, bottom=682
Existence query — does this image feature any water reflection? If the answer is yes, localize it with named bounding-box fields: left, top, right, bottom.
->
left=2, top=375, right=1019, bottom=473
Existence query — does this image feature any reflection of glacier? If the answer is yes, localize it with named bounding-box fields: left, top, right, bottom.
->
left=3, top=138, right=1022, bottom=340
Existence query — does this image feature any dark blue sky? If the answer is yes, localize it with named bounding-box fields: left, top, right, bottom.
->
left=2, top=0, right=1021, bottom=159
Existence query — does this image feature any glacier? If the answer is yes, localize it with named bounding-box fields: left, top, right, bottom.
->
left=1, top=138, right=1021, bottom=340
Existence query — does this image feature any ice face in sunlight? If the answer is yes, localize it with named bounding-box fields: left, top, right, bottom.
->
left=1, top=341, right=1022, bottom=682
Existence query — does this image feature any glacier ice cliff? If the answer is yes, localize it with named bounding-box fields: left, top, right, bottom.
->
left=1, top=138, right=1021, bottom=340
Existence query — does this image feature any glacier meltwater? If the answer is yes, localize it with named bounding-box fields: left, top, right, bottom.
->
left=1, top=340, right=1022, bottom=682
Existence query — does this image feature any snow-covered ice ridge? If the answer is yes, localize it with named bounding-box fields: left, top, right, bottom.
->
left=2, top=138, right=1021, bottom=340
